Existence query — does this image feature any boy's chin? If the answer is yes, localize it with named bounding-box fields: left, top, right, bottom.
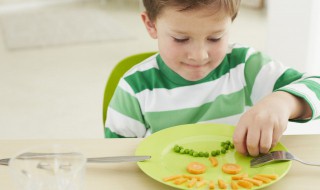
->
left=182, top=73, right=208, bottom=81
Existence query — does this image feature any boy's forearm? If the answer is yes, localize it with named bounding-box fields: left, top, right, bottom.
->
left=273, top=91, right=312, bottom=120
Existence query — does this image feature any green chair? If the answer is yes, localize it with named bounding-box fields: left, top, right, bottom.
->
left=102, top=52, right=157, bottom=137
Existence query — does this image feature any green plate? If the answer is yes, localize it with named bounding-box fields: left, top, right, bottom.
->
left=135, top=123, right=291, bottom=189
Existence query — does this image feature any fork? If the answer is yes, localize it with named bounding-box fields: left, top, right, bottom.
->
left=250, top=151, right=320, bottom=168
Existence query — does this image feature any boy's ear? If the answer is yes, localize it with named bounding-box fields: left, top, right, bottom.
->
left=141, top=12, right=157, bottom=39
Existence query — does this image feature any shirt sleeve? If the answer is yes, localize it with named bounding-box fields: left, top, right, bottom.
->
left=244, top=51, right=320, bottom=122
left=105, top=78, right=148, bottom=138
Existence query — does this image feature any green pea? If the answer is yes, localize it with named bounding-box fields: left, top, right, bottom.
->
left=230, top=144, right=235, bottom=149
left=204, top=152, right=209, bottom=157
left=199, top=152, right=204, bottom=157
left=211, top=151, right=217, bottom=157
left=179, top=148, right=185, bottom=154
left=221, top=149, right=227, bottom=154
left=184, top=149, right=190, bottom=154
left=225, top=140, right=231, bottom=145
left=193, top=152, right=199, bottom=157
left=173, top=146, right=180, bottom=153
left=216, top=150, right=221, bottom=155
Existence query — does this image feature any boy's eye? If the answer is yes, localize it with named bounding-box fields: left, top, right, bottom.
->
left=208, top=38, right=221, bottom=42
left=173, top=37, right=189, bottom=43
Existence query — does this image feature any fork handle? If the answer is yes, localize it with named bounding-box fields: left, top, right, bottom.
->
left=295, top=158, right=320, bottom=166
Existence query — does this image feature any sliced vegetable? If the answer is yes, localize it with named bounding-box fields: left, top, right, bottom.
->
left=209, top=180, right=215, bottom=189
left=186, top=162, right=207, bottom=174
left=256, top=174, right=278, bottom=180
left=218, top=179, right=227, bottom=189
left=209, top=157, right=218, bottom=167
left=222, top=163, right=242, bottom=174
left=237, top=180, right=253, bottom=189
left=173, top=177, right=188, bottom=185
left=196, top=180, right=207, bottom=188
left=231, top=181, right=239, bottom=190
left=231, top=173, right=248, bottom=180
left=163, top=174, right=182, bottom=182
left=187, top=178, right=197, bottom=188
left=243, top=177, right=263, bottom=186
left=253, top=175, right=271, bottom=183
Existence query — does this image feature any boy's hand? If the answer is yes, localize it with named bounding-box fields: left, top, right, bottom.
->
left=233, top=91, right=310, bottom=157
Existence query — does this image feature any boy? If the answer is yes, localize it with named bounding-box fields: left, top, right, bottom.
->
left=105, top=0, right=319, bottom=156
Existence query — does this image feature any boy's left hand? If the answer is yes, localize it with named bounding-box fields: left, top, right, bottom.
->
left=233, top=91, right=309, bottom=157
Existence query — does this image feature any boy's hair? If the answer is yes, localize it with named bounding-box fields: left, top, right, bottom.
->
left=142, top=0, right=241, bottom=21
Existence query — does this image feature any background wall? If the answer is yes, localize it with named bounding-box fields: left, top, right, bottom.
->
left=266, top=0, right=320, bottom=134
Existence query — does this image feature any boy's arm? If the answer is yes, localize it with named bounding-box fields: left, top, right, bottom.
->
left=233, top=51, right=320, bottom=156
left=233, top=91, right=312, bottom=156
left=105, top=84, right=147, bottom=138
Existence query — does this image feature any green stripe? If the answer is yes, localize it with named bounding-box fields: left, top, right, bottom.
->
left=296, top=79, right=320, bottom=100
left=126, top=47, right=250, bottom=93
left=244, top=52, right=272, bottom=106
left=144, top=89, right=246, bottom=133
left=109, top=87, right=145, bottom=123
left=273, top=68, right=303, bottom=91
left=105, top=127, right=125, bottom=138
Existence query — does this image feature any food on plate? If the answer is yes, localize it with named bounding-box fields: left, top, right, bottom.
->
left=237, top=180, right=254, bottom=189
left=162, top=174, right=182, bottom=182
left=257, top=174, right=278, bottom=180
left=230, top=181, right=239, bottom=190
left=222, top=163, right=242, bottom=174
left=253, top=175, right=272, bottom=183
left=187, top=162, right=207, bottom=174
left=242, top=177, right=263, bottom=186
left=173, top=140, right=235, bottom=158
left=208, top=157, right=219, bottom=167
left=209, top=180, right=215, bottom=189
left=218, top=179, right=227, bottom=189
left=231, top=173, right=248, bottom=180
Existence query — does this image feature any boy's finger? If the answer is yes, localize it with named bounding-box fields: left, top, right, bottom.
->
left=233, top=124, right=248, bottom=155
left=246, top=125, right=261, bottom=157
left=259, top=126, right=273, bottom=154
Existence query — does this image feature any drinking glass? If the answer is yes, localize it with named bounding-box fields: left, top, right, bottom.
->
left=9, top=144, right=87, bottom=190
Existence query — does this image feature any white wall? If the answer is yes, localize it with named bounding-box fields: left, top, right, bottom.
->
left=266, top=0, right=320, bottom=74
left=267, top=0, right=320, bottom=134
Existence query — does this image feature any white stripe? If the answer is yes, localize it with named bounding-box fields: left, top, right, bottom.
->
left=118, top=79, right=135, bottom=95
left=106, top=108, right=147, bottom=137
left=251, top=60, right=288, bottom=104
left=281, top=83, right=320, bottom=118
left=123, top=54, right=159, bottom=77
left=307, top=78, right=320, bottom=84
left=137, top=64, right=246, bottom=112
left=199, top=113, right=242, bottom=126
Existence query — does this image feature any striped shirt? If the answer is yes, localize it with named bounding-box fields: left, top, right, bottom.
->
left=105, top=44, right=320, bottom=138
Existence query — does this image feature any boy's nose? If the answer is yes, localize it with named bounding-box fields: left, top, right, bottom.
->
left=187, top=45, right=209, bottom=64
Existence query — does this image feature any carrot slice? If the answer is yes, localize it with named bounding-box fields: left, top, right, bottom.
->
left=186, top=162, right=207, bottom=174
left=253, top=175, right=271, bottom=183
left=183, top=174, right=203, bottom=181
left=197, top=180, right=207, bottom=188
left=256, top=174, right=278, bottom=180
left=173, top=177, right=188, bottom=185
left=237, top=180, right=253, bottom=189
left=218, top=179, right=227, bottom=189
left=187, top=178, right=197, bottom=188
left=232, top=173, right=248, bottom=180
left=163, top=175, right=182, bottom=182
left=243, top=177, right=263, bottom=186
left=209, top=180, right=215, bottom=189
left=209, top=157, right=218, bottom=167
left=231, top=181, right=239, bottom=190
left=222, top=163, right=242, bottom=174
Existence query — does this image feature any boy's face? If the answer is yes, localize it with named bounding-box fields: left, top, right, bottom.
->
left=142, top=6, right=232, bottom=81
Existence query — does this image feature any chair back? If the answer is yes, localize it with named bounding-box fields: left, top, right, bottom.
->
left=102, top=52, right=157, bottom=127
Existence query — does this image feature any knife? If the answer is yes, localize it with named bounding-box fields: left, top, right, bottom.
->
left=0, top=155, right=151, bottom=166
